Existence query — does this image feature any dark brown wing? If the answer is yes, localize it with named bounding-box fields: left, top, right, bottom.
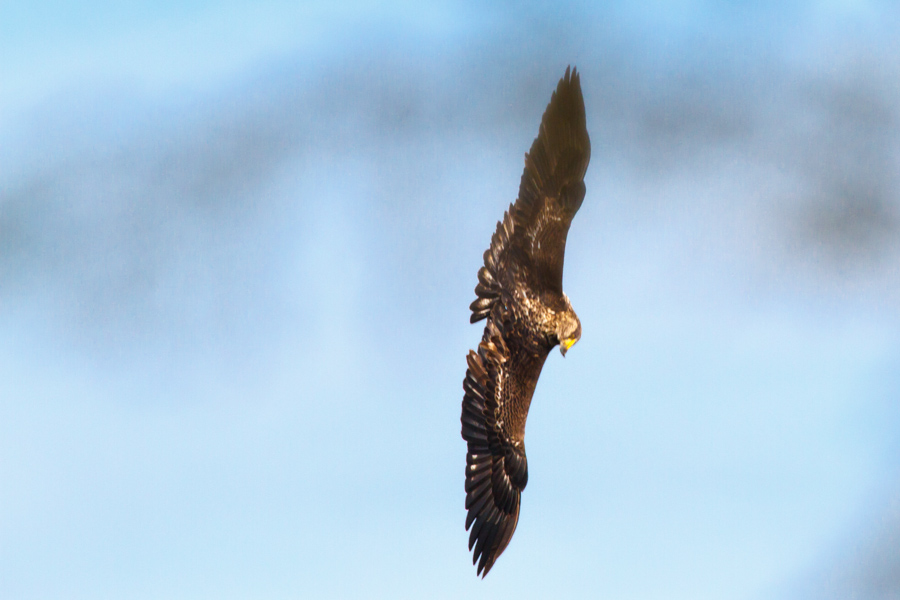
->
left=461, top=314, right=549, bottom=577
left=470, top=66, right=591, bottom=323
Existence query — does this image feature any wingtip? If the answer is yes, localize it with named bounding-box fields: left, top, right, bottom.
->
left=562, top=64, right=581, bottom=90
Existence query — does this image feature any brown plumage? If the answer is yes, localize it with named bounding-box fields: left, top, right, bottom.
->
left=461, top=67, right=591, bottom=577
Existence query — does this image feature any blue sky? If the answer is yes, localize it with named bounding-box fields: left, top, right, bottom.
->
left=2, top=2, right=900, bottom=598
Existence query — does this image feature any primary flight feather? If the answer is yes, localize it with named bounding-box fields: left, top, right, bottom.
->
left=461, top=66, right=591, bottom=577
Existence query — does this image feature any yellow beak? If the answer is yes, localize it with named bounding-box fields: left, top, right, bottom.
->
left=560, top=337, right=577, bottom=356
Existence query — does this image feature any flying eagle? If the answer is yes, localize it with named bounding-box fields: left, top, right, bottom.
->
left=461, top=67, right=591, bottom=577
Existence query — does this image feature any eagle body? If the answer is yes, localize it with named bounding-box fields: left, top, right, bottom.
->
left=461, top=67, right=591, bottom=577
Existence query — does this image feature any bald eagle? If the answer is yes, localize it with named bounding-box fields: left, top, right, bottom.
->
left=461, top=67, right=591, bottom=577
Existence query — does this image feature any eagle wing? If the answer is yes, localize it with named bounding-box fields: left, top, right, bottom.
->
left=462, top=67, right=590, bottom=576
left=469, top=66, right=591, bottom=324
left=461, top=313, right=548, bottom=577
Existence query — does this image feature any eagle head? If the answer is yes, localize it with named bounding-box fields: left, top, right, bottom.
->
left=557, top=310, right=582, bottom=357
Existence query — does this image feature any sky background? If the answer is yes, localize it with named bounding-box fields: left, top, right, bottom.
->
left=2, top=1, right=900, bottom=598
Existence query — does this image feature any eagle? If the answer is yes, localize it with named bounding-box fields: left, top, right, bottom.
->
left=461, top=66, right=591, bottom=577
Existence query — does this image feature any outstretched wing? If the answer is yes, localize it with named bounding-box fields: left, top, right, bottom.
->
left=470, top=66, right=591, bottom=323
left=514, top=66, right=591, bottom=293
left=461, top=315, right=549, bottom=577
